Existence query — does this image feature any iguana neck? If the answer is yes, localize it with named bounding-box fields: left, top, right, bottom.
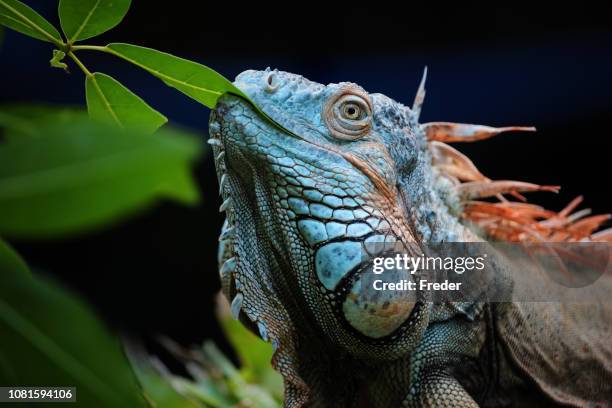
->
left=398, top=145, right=480, bottom=244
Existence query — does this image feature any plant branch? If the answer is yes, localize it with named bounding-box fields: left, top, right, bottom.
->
left=67, top=51, right=93, bottom=77
left=71, top=45, right=107, bottom=52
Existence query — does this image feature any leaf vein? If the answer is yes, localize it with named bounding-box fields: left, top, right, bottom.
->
left=70, top=0, right=101, bottom=42
left=90, top=74, right=123, bottom=128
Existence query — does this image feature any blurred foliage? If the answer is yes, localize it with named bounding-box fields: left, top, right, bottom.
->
left=221, top=319, right=284, bottom=398
left=0, top=104, right=88, bottom=140
left=0, top=234, right=283, bottom=407
left=0, top=1, right=285, bottom=407
left=0, top=107, right=202, bottom=238
left=0, top=236, right=28, bottom=275
left=127, top=332, right=282, bottom=408
left=0, top=237, right=147, bottom=407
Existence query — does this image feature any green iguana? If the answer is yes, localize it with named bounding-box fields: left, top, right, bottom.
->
left=208, top=68, right=612, bottom=407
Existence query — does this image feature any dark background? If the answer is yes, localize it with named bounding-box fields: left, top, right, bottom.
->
left=1, top=2, right=610, bottom=350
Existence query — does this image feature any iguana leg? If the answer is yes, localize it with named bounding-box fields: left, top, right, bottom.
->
left=401, top=370, right=478, bottom=408
left=366, top=359, right=479, bottom=408
left=366, top=315, right=486, bottom=408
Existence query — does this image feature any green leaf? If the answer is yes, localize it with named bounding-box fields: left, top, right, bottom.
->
left=221, top=318, right=284, bottom=399
left=0, top=115, right=202, bottom=238
left=0, top=0, right=63, bottom=44
left=105, top=43, right=247, bottom=109
left=0, top=237, right=29, bottom=276
left=123, top=340, right=205, bottom=408
left=86, top=72, right=167, bottom=133
left=59, top=0, right=131, bottom=42
left=0, top=262, right=147, bottom=407
left=101, top=43, right=294, bottom=137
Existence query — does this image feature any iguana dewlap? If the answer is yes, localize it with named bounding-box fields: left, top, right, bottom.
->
left=209, top=69, right=612, bottom=407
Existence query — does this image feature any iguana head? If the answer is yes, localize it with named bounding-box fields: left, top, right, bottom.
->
left=210, top=69, right=444, bottom=359
left=209, top=69, right=609, bottom=362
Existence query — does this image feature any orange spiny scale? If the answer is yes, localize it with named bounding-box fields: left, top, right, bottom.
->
left=438, top=165, right=483, bottom=182
left=559, top=195, right=584, bottom=217
left=540, top=208, right=592, bottom=229
left=457, top=180, right=560, bottom=200
left=547, top=230, right=581, bottom=242
left=436, top=164, right=471, bottom=181
left=472, top=219, right=514, bottom=240
left=591, top=228, right=612, bottom=242
left=497, top=202, right=556, bottom=219
left=496, top=194, right=508, bottom=202
left=509, top=191, right=528, bottom=202
left=464, top=202, right=536, bottom=224
left=422, top=122, right=536, bottom=142
left=471, top=213, right=547, bottom=241
left=495, top=192, right=529, bottom=202
left=488, top=204, right=552, bottom=221
left=566, top=208, right=593, bottom=223
left=430, top=141, right=487, bottom=182
left=499, top=202, right=546, bottom=210
left=566, top=214, right=612, bottom=235
left=489, top=221, right=540, bottom=242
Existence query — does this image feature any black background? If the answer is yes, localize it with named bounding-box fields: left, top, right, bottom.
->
left=0, top=2, right=610, bottom=350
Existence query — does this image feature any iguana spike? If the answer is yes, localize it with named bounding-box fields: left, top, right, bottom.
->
left=219, top=225, right=235, bottom=241
left=567, top=208, right=593, bottom=223
left=219, top=173, right=228, bottom=193
left=559, top=195, right=584, bottom=218
left=219, top=197, right=232, bottom=212
left=429, top=141, right=487, bottom=182
left=592, top=228, right=612, bottom=242
left=230, top=292, right=243, bottom=320
left=207, top=138, right=222, bottom=147
left=457, top=180, right=560, bottom=200
left=567, top=214, right=611, bottom=235
left=412, top=66, right=427, bottom=121
left=220, top=256, right=236, bottom=275
left=257, top=320, right=269, bottom=341
left=422, top=122, right=536, bottom=142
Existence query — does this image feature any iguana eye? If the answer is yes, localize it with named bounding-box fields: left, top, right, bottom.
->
left=324, top=88, right=372, bottom=140
left=342, top=102, right=362, bottom=120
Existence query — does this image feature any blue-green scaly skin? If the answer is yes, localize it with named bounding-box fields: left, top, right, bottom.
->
left=209, top=69, right=486, bottom=407
left=208, top=70, right=612, bottom=407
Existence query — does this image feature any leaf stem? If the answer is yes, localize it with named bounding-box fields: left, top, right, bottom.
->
left=0, top=0, right=64, bottom=47
left=67, top=51, right=93, bottom=77
left=71, top=45, right=107, bottom=52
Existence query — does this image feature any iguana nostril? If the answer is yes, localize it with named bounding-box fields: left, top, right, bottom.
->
left=264, top=72, right=279, bottom=93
